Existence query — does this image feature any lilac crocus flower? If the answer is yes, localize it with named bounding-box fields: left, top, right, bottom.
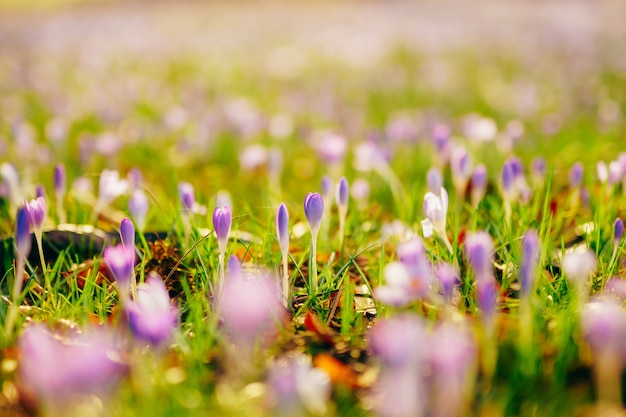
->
left=450, top=146, right=472, bottom=199
left=24, top=197, right=48, bottom=279
left=434, top=262, right=459, bottom=303
left=520, top=229, right=540, bottom=298
left=213, top=205, right=232, bottom=290
left=426, top=167, right=443, bottom=195
left=18, top=324, right=125, bottom=408
left=427, top=325, right=477, bottom=417
left=268, top=355, right=331, bottom=417
left=128, top=189, right=149, bottom=232
left=581, top=300, right=626, bottom=406
left=370, top=314, right=426, bottom=417
left=501, top=161, right=515, bottom=202
left=569, top=162, right=584, bottom=189
left=178, top=182, right=195, bottom=215
left=220, top=267, right=285, bottom=350
left=470, top=164, right=487, bottom=208
left=4, top=208, right=32, bottom=337
left=614, top=218, right=624, bottom=244
left=103, top=243, right=135, bottom=301
left=304, top=192, right=324, bottom=291
left=54, top=163, right=66, bottom=224
left=276, top=203, right=290, bottom=307
left=530, top=156, right=546, bottom=188
left=465, top=232, right=494, bottom=281
left=126, top=272, right=178, bottom=347
left=336, top=177, right=349, bottom=247
left=120, top=218, right=135, bottom=248
left=35, top=184, right=45, bottom=199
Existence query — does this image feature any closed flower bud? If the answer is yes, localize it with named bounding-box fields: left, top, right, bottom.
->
left=304, top=192, right=324, bottom=234
left=212, top=205, right=232, bottom=253
left=276, top=203, right=289, bottom=255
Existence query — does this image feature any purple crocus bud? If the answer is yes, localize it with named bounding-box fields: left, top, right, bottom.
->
left=450, top=146, right=472, bottom=197
left=213, top=205, right=232, bottom=253
left=127, top=168, right=143, bottom=191
left=18, top=324, right=125, bottom=406
left=471, top=164, right=487, bottom=207
left=128, top=189, right=149, bottom=231
left=276, top=203, right=289, bottom=255
left=477, top=278, right=498, bottom=322
left=126, top=272, right=178, bottom=346
left=304, top=192, right=324, bottom=234
left=370, top=314, right=426, bottom=417
left=465, top=231, right=494, bottom=282
left=119, top=218, right=135, bottom=248
left=336, top=177, right=349, bottom=210
left=531, top=156, right=546, bottom=186
left=103, top=243, right=135, bottom=296
left=427, top=167, right=443, bottom=195
left=220, top=269, right=285, bottom=348
left=434, top=262, right=459, bottom=302
left=614, top=218, right=624, bottom=243
left=428, top=325, right=477, bottom=417
left=320, top=176, right=333, bottom=202
left=501, top=161, right=515, bottom=201
left=178, top=182, right=195, bottom=215
left=569, top=162, right=584, bottom=189
left=54, top=164, right=66, bottom=196
left=35, top=184, right=45, bottom=199
left=521, top=229, right=540, bottom=297
left=24, top=197, right=46, bottom=235
left=15, top=207, right=32, bottom=258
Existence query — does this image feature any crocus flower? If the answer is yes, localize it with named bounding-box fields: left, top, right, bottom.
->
left=426, top=167, right=443, bottom=195
left=562, top=249, right=596, bottom=299
left=614, top=218, right=624, bottom=244
left=24, top=197, right=48, bottom=282
left=4, top=208, right=32, bottom=337
left=581, top=300, right=626, bottom=406
left=520, top=229, right=540, bottom=298
left=351, top=178, right=370, bottom=210
left=434, top=262, right=459, bottom=304
left=35, top=184, right=45, bottom=199
left=370, top=314, right=426, bottom=417
left=450, top=146, right=472, bottom=200
left=127, top=167, right=143, bottom=191
left=470, top=164, right=487, bottom=208
left=103, top=243, right=135, bottom=301
left=178, top=181, right=195, bottom=216
left=18, top=324, right=125, bottom=410
left=268, top=355, right=331, bottom=417
left=54, top=163, right=66, bottom=224
left=120, top=218, right=135, bottom=248
left=569, top=162, right=584, bottom=189
left=336, top=177, right=349, bottom=248
left=464, top=232, right=494, bottom=282
left=128, top=189, right=149, bottom=232
left=220, top=266, right=285, bottom=350
left=213, top=205, right=232, bottom=290
left=276, top=203, right=290, bottom=307
left=530, top=156, right=546, bottom=188
left=126, top=272, right=178, bottom=347
left=427, top=325, right=477, bottom=417
left=304, top=192, right=324, bottom=292
left=421, top=187, right=452, bottom=252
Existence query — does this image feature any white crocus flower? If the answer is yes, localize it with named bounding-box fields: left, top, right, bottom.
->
left=421, top=187, right=452, bottom=252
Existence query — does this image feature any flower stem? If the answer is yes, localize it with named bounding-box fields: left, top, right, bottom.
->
left=35, top=232, right=51, bottom=299
left=310, top=230, right=319, bottom=293
left=281, top=253, right=289, bottom=309
left=218, top=251, right=225, bottom=292
left=5, top=256, right=25, bottom=339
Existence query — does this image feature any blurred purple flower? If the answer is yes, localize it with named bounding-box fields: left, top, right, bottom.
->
left=434, top=262, right=459, bottom=303
left=126, top=272, right=178, bottom=347
left=320, top=176, right=333, bottom=202
left=521, top=229, right=540, bottom=298
left=24, top=197, right=46, bottom=235
left=35, top=185, right=45, bottom=199
left=314, top=132, right=347, bottom=164
left=470, top=164, right=487, bottom=207
left=569, top=162, right=584, bottom=189
left=581, top=300, right=626, bottom=361
left=477, top=277, right=498, bottom=322
left=530, top=156, right=546, bottom=187
left=426, top=167, right=443, bottom=195
left=427, top=325, right=477, bottom=417
left=450, top=146, right=472, bottom=198
left=128, top=189, right=149, bottom=231
left=614, top=218, right=624, bottom=244
left=15, top=207, right=32, bottom=258
left=465, top=231, right=494, bottom=282
left=104, top=243, right=135, bottom=298
left=562, top=249, right=596, bottom=294
left=54, top=163, right=66, bottom=196
left=268, top=355, right=331, bottom=417
left=178, top=182, right=195, bottom=215
left=18, top=324, right=125, bottom=406
left=219, top=267, right=285, bottom=348
left=335, top=177, right=349, bottom=212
